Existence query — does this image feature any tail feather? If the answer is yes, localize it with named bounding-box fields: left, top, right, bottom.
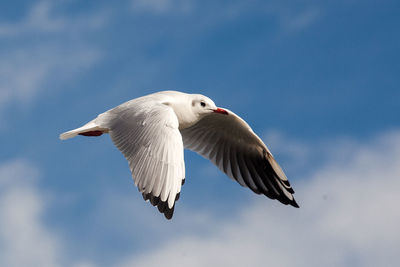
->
left=59, top=120, right=109, bottom=140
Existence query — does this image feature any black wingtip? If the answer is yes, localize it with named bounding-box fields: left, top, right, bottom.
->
left=150, top=195, right=160, bottom=206
left=291, top=198, right=300, bottom=208
left=142, top=192, right=178, bottom=220
left=164, top=205, right=175, bottom=220
left=141, top=178, right=185, bottom=220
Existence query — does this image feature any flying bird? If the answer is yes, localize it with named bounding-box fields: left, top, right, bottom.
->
left=60, top=91, right=298, bottom=219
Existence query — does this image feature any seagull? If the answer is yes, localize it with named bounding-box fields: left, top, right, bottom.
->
left=60, top=91, right=298, bottom=219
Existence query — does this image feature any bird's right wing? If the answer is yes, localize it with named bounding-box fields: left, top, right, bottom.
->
left=106, top=99, right=185, bottom=219
left=180, top=108, right=298, bottom=207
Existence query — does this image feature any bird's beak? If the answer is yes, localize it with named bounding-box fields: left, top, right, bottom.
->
left=213, top=108, right=228, bottom=115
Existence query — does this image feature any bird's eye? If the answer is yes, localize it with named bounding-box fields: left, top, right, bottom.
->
left=200, top=101, right=206, bottom=107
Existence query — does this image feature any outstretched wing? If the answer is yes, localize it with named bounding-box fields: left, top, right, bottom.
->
left=180, top=108, right=298, bottom=207
left=107, top=99, right=185, bottom=219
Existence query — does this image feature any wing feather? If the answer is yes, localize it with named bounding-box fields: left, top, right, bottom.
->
left=237, top=151, right=259, bottom=193
left=105, top=99, right=185, bottom=219
left=243, top=152, right=270, bottom=194
left=214, top=138, right=226, bottom=168
left=181, top=109, right=298, bottom=208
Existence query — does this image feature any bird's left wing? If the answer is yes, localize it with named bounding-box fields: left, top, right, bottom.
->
left=106, top=100, right=185, bottom=219
left=180, top=108, right=298, bottom=207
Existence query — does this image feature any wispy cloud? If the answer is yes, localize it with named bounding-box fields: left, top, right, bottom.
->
left=261, top=1, right=321, bottom=34
left=0, top=1, right=105, bottom=121
left=1, top=131, right=399, bottom=266
left=0, top=1, right=106, bottom=37
left=0, top=159, right=96, bottom=267
left=0, top=160, right=60, bottom=267
left=263, top=130, right=361, bottom=176
left=283, top=7, right=320, bottom=32
left=0, top=46, right=99, bottom=106
left=129, top=0, right=321, bottom=34
left=131, top=0, right=193, bottom=15
left=118, top=131, right=400, bottom=267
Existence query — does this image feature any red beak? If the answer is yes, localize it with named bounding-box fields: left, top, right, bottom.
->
left=213, top=108, right=229, bottom=115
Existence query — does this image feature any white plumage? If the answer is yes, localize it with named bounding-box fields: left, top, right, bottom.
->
left=60, top=90, right=298, bottom=219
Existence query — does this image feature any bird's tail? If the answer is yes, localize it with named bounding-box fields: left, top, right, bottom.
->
left=59, top=113, right=111, bottom=140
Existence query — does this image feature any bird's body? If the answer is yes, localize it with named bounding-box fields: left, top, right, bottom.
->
left=60, top=90, right=298, bottom=219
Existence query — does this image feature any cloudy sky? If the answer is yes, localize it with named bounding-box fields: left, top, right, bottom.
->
left=0, top=0, right=399, bottom=266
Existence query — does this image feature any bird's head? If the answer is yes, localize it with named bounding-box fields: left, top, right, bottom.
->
left=169, top=93, right=229, bottom=129
left=190, top=94, right=228, bottom=117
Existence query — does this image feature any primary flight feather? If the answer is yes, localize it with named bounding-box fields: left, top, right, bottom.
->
left=60, top=91, right=299, bottom=219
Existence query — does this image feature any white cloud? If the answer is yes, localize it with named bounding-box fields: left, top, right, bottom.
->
left=0, top=46, right=100, bottom=107
left=0, top=160, right=61, bottom=267
left=1, top=132, right=399, bottom=266
left=0, top=1, right=106, bottom=36
left=118, top=131, right=400, bottom=267
left=0, top=1, right=104, bottom=121
left=0, top=159, right=97, bottom=267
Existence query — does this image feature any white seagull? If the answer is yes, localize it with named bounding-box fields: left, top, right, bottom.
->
left=60, top=91, right=298, bottom=219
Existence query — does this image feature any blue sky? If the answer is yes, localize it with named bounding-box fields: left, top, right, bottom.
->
left=0, top=0, right=399, bottom=266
